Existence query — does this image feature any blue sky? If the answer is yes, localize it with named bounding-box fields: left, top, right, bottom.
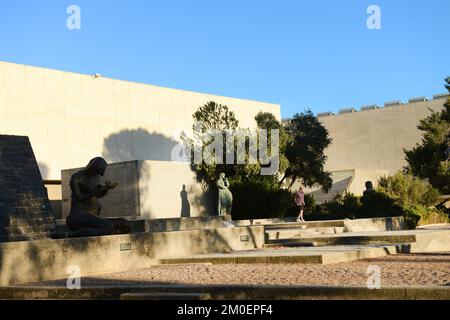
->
left=0, top=0, right=449, bottom=118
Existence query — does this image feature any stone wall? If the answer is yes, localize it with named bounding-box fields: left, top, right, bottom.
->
left=0, top=225, right=265, bottom=286
left=0, top=135, right=56, bottom=242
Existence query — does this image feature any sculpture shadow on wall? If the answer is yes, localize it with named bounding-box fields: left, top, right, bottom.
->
left=102, top=128, right=179, bottom=163
left=37, top=162, right=49, bottom=181
left=180, top=184, right=191, bottom=218
left=102, top=128, right=196, bottom=218
left=190, top=187, right=215, bottom=217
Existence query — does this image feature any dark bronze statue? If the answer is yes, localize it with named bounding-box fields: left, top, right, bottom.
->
left=66, top=157, right=119, bottom=237
left=363, top=181, right=375, bottom=197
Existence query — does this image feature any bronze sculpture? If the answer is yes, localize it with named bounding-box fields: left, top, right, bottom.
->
left=363, top=181, right=375, bottom=197
left=217, top=173, right=233, bottom=217
left=66, top=157, right=119, bottom=237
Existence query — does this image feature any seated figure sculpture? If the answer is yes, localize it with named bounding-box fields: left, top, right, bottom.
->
left=66, top=157, right=118, bottom=237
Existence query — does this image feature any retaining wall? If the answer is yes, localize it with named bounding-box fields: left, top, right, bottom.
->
left=0, top=225, right=264, bottom=286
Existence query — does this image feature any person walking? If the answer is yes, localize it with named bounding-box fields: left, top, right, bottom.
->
left=295, top=186, right=306, bottom=223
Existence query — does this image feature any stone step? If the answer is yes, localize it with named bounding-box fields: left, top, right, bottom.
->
left=264, top=220, right=345, bottom=230
left=265, top=233, right=417, bottom=248
left=159, top=245, right=402, bottom=265
left=120, top=292, right=211, bottom=300
left=265, top=227, right=345, bottom=241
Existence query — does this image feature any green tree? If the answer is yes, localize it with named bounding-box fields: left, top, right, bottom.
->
left=182, top=101, right=260, bottom=188
left=405, top=77, right=450, bottom=194
left=282, top=110, right=332, bottom=191
left=193, top=101, right=239, bottom=131
left=254, top=112, right=291, bottom=178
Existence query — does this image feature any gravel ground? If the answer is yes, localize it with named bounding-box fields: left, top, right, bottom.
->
left=34, top=253, right=450, bottom=287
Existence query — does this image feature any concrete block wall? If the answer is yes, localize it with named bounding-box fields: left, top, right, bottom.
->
left=317, top=95, right=448, bottom=174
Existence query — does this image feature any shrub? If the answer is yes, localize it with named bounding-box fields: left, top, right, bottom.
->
left=305, top=187, right=424, bottom=223
left=404, top=205, right=450, bottom=226
left=360, top=190, right=404, bottom=218
left=307, top=192, right=362, bottom=221
left=230, top=181, right=295, bottom=220
left=377, top=172, right=440, bottom=208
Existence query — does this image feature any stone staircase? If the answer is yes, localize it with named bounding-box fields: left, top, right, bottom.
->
left=264, top=220, right=346, bottom=247
left=263, top=220, right=415, bottom=248
left=266, top=226, right=346, bottom=241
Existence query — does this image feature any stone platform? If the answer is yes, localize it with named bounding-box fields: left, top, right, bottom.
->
left=158, top=227, right=450, bottom=265
left=1, top=216, right=449, bottom=293
left=159, top=244, right=401, bottom=265
left=0, top=225, right=264, bottom=286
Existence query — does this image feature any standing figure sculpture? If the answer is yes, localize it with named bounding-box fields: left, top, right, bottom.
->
left=66, top=157, right=118, bottom=237
left=217, top=173, right=233, bottom=217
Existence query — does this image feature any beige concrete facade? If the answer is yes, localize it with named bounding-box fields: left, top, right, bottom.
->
left=303, top=169, right=390, bottom=202
left=319, top=97, right=448, bottom=174
left=0, top=61, right=281, bottom=181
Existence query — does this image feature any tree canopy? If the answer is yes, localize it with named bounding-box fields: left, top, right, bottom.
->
left=405, top=77, right=450, bottom=194
left=283, top=110, right=333, bottom=192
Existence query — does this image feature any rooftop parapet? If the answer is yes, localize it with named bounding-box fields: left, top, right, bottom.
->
left=361, top=105, right=379, bottom=111
left=317, top=112, right=335, bottom=117
left=408, top=96, right=428, bottom=103
left=339, top=108, right=357, bottom=114
left=384, top=100, right=403, bottom=107
left=306, top=93, right=447, bottom=120
left=433, top=93, right=450, bottom=100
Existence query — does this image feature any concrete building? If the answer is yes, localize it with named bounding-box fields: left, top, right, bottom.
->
left=0, top=61, right=280, bottom=218
left=319, top=96, right=447, bottom=175
left=1, top=60, right=448, bottom=212
left=309, top=94, right=448, bottom=201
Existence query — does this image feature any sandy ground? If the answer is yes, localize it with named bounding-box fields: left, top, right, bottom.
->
left=33, top=253, right=450, bottom=287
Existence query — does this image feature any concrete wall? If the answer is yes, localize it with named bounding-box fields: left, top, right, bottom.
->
left=144, top=216, right=226, bottom=232
left=46, top=184, right=63, bottom=219
left=291, top=169, right=389, bottom=202
left=61, top=161, right=141, bottom=219
left=346, top=169, right=389, bottom=195
left=0, top=61, right=281, bottom=181
left=343, top=217, right=406, bottom=232
left=318, top=96, right=448, bottom=174
left=0, top=225, right=264, bottom=286
left=61, top=160, right=213, bottom=219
